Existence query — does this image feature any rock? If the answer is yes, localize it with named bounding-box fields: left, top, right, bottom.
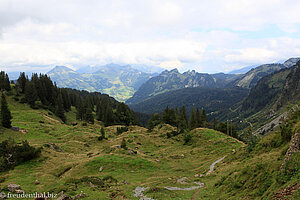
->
left=199, top=174, right=204, bottom=177
left=177, top=177, right=188, bottom=184
left=232, top=149, right=236, bottom=152
left=56, top=195, right=72, bottom=200
left=122, top=180, right=128, bottom=185
left=35, top=180, right=40, bottom=185
left=280, top=132, right=300, bottom=173
left=15, top=190, right=25, bottom=194
left=7, top=183, right=21, bottom=192
left=128, top=149, right=137, bottom=154
left=99, top=166, right=104, bottom=172
left=84, top=143, right=90, bottom=147
left=72, top=193, right=86, bottom=199
left=89, top=182, right=95, bottom=188
left=155, top=159, right=160, bottom=162
left=10, top=127, right=19, bottom=131
left=194, top=174, right=199, bottom=177
left=181, top=154, right=185, bottom=158
left=0, top=192, right=6, bottom=200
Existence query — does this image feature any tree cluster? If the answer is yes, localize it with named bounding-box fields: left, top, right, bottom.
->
left=0, top=71, right=11, bottom=92
left=13, top=72, right=138, bottom=126
left=147, top=106, right=209, bottom=132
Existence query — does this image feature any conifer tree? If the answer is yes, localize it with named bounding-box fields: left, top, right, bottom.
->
left=189, top=107, right=198, bottom=130
left=200, top=109, right=207, bottom=127
left=55, top=93, right=66, bottom=123
left=1, top=93, right=12, bottom=128
left=76, top=96, right=83, bottom=120
left=0, top=71, right=11, bottom=91
left=178, top=106, right=188, bottom=131
left=25, top=81, right=38, bottom=107
left=162, top=106, right=170, bottom=124
left=85, top=102, right=94, bottom=124
left=212, top=117, right=217, bottom=130
left=147, top=113, right=161, bottom=131
left=17, top=72, right=28, bottom=93
left=196, top=108, right=201, bottom=127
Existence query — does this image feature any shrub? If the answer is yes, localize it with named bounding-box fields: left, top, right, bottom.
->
left=0, top=139, right=41, bottom=172
left=183, top=133, right=192, bottom=144
left=121, top=138, right=127, bottom=150
left=116, top=126, right=128, bottom=135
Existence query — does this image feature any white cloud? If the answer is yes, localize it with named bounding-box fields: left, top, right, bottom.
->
left=0, top=0, right=300, bottom=73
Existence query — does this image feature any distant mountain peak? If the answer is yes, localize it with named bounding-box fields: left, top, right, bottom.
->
left=283, top=57, right=300, bottom=68
left=47, top=66, right=74, bottom=74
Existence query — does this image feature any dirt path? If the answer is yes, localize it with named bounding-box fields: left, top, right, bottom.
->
left=206, top=156, right=225, bottom=175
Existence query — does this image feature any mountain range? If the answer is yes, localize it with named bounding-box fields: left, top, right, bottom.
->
left=126, top=57, right=300, bottom=107
left=47, top=64, right=157, bottom=101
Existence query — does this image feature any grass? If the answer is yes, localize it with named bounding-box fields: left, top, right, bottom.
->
left=0, top=95, right=299, bottom=199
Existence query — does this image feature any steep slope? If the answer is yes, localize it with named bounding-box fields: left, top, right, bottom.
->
left=126, top=69, right=241, bottom=105
left=213, top=61, right=300, bottom=134
left=229, top=63, right=286, bottom=88
left=47, top=64, right=154, bottom=101
left=130, top=87, right=249, bottom=115
left=229, top=57, right=300, bottom=89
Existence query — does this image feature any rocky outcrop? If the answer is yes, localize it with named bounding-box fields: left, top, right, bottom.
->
left=280, top=132, right=300, bottom=173
left=7, top=183, right=21, bottom=192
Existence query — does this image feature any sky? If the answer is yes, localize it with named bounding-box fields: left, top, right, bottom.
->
left=1, top=0, right=300, bottom=73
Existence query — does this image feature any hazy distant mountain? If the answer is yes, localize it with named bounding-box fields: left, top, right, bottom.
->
left=283, top=57, right=300, bottom=68
left=228, top=64, right=259, bottom=74
left=227, top=63, right=286, bottom=88
left=126, top=69, right=241, bottom=105
left=47, top=64, right=155, bottom=101
left=130, top=64, right=164, bottom=74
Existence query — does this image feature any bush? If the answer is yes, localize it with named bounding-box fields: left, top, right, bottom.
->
left=121, top=138, right=127, bottom=150
left=0, top=139, right=41, bottom=172
left=116, top=126, right=128, bottom=135
left=183, top=133, right=192, bottom=144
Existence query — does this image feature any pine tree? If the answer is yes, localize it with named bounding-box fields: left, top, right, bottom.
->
left=17, top=72, right=28, bottom=93
left=55, top=93, right=66, bottom=123
left=25, top=81, right=38, bottom=107
left=212, top=117, right=217, bottom=130
left=200, top=109, right=207, bottom=127
left=1, top=93, right=12, bottom=128
left=0, top=71, right=11, bottom=91
left=85, top=102, right=94, bottom=124
left=189, top=107, right=197, bottom=130
left=196, top=108, right=201, bottom=127
left=178, top=106, right=188, bottom=131
left=147, top=113, right=161, bottom=131
left=162, top=106, right=170, bottom=124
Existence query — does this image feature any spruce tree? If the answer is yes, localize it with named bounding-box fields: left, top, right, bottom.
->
left=200, top=109, right=207, bottom=127
left=162, top=106, right=170, bottom=124
left=147, top=113, right=161, bottom=131
left=212, top=117, right=217, bottom=130
left=189, top=107, right=197, bottom=130
left=55, top=93, right=66, bottom=123
left=178, top=106, right=188, bottom=131
left=25, top=81, right=38, bottom=107
left=1, top=93, right=12, bottom=128
left=85, top=103, right=94, bottom=124
left=196, top=108, right=201, bottom=127
left=17, top=72, right=28, bottom=93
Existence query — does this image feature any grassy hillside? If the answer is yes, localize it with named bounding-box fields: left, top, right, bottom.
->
left=0, top=95, right=244, bottom=199
left=0, top=94, right=299, bottom=199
